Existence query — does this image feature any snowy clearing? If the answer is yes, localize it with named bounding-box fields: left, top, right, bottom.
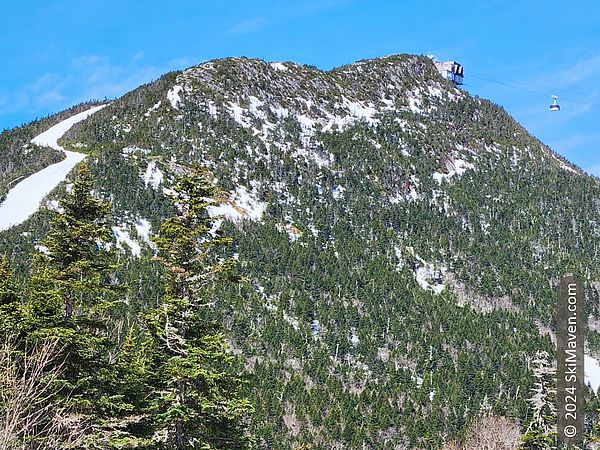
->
left=0, top=105, right=107, bottom=231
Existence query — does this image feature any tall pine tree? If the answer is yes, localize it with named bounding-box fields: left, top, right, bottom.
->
left=142, top=164, right=253, bottom=449
left=25, top=162, right=123, bottom=416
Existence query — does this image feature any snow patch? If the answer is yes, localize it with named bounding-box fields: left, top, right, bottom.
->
left=414, top=261, right=446, bottom=295
left=121, top=146, right=150, bottom=159
left=134, top=218, right=152, bottom=243
left=390, top=176, right=421, bottom=203
left=34, top=244, right=49, bottom=254
left=284, top=312, right=299, bottom=330
left=270, top=62, right=288, bottom=72
left=433, top=159, right=476, bottom=184
left=428, top=85, right=443, bottom=97
left=293, top=148, right=334, bottom=168
left=349, top=329, right=359, bottom=346
left=415, top=376, right=424, bottom=388
left=270, top=105, right=289, bottom=118
left=45, top=200, right=63, bottom=213
left=394, top=245, right=405, bottom=270
left=406, top=88, right=423, bottom=114
left=585, top=354, right=600, bottom=393
left=142, top=162, right=164, bottom=190
left=403, top=248, right=446, bottom=295
left=332, top=185, right=346, bottom=200
left=167, top=85, right=183, bottom=109
left=112, top=225, right=141, bottom=257
left=208, top=185, right=267, bottom=222
left=227, top=102, right=252, bottom=128
left=310, top=319, right=320, bottom=338
left=248, top=96, right=266, bottom=119
left=207, top=101, right=218, bottom=117
left=277, top=222, right=303, bottom=242
left=341, top=97, right=378, bottom=125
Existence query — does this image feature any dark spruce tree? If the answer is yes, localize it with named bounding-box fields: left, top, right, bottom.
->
left=24, top=163, right=125, bottom=425
left=142, top=164, right=253, bottom=449
left=0, top=255, right=23, bottom=336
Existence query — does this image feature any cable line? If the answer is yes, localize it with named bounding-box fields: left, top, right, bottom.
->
left=467, top=72, right=600, bottom=108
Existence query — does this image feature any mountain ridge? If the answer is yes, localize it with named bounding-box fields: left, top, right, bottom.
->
left=1, top=53, right=599, bottom=448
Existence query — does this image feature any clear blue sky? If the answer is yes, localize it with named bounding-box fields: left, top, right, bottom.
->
left=1, top=1, right=599, bottom=174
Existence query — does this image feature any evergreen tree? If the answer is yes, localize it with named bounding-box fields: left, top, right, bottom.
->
left=29, top=163, right=117, bottom=322
left=25, top=163, right=123, bottom=416
left=0, top=255, right=23, bottom=336
left=520, top=351, right=557, bottom=449
left=142, top=164, right=253, bottom=449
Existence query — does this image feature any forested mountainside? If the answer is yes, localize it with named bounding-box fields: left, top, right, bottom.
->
left=1, top=53, right=600, bottom=449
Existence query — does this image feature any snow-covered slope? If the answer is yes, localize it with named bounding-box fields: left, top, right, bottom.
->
left=0, top=105, right=106, bottom=231
left=31, top=104, right=106, bottom=150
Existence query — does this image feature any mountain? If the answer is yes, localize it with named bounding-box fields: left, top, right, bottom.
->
left=1, top=54, right=600, bottom=448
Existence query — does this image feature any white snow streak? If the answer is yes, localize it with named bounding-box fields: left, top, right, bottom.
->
left=112, top=225, right=141, bottom=257
left=0, top=105, right=106, bottom=231
left=550, top=152, right=580, bottom=175
left=31, top=105, right=106, bottom=150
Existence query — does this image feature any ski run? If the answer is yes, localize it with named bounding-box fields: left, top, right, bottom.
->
left=0, top=105, right=106, bottom=231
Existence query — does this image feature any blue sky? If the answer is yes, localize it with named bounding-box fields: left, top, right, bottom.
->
left=1, top=1, right=599, bottom=173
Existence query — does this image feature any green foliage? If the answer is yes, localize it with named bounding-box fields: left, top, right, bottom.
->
left=4, top=54, right=600, bottom=448
left=22, top=163, right=126, bottom=425
left=141, top=164, right=252, bottom=449
left=29, top=163, right=118, bottom=321
left=0, top=255, right=24, bottom=336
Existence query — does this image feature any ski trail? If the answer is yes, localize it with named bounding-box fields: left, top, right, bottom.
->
left=0, top=104, right=107, bottom=231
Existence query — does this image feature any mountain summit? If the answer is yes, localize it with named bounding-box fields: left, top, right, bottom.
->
left=1, top=54, right=599, bottom=448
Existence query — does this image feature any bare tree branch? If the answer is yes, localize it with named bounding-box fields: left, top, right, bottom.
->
left=0, top=335, right=88, bottom=450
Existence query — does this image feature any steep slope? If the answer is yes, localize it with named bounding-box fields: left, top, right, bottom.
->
left=0, top=101, right=104, bottom=202
left=0, top=105, right=106, bottom=230
left=1, top=54, right=600, bottom=448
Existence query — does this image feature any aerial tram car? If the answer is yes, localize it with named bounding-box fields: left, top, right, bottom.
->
left=433, top=56, right=569, bottom=113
